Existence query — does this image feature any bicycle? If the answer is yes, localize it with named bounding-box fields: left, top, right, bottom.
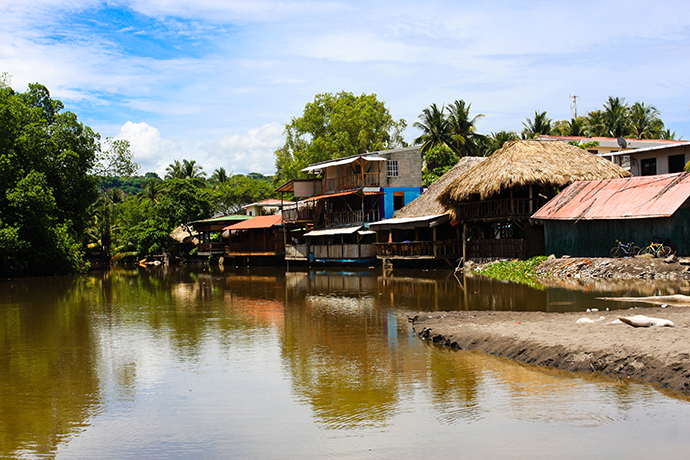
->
left=610, top=240, right=640, bottom=258
left=639, top=239, right=673, bottom=258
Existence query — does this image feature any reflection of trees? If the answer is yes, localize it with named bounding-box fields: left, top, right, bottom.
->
left=281, top=295, right=407, bottom=429
left=0, top=277, right=100, bottom=458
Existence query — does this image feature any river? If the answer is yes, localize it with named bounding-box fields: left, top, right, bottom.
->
left=1, top=266, right=690, bottom=459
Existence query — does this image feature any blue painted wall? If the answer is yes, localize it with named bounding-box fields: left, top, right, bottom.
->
left=381, top=187, right=423, bottom=219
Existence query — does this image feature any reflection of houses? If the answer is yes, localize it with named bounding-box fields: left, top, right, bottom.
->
left=191, top=215, right=253, bottom=256
left=438, top=140, right=631, bottom=260
left=223, top=214, right=284, bottom=264
left=370, top=157, right=485, bottom=267
left=532, top=172, right=690, bottom=257
left=277, top=147, right=423, bottom=264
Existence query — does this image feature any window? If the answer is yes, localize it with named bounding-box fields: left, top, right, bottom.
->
left=387, top=160, right=399, bottom=177
left=641, top=158, right=657, bottom=176
left=393, top=191, right=405, bottom=211
left=669, top=154, right=686, bottom=173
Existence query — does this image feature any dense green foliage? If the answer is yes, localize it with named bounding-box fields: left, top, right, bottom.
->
left=0, top=80, right=99, bottom=275
left=273, top=91, right=407, bottom=185
left=477, top=256, right=548, bottom=289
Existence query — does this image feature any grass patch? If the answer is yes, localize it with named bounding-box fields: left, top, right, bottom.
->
left=476, top=256, right=548, bottom=289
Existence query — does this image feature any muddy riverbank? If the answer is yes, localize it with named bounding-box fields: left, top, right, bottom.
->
left=411, top=253, right=690, bottom=395
left=409, top=306, right=690, bottom=395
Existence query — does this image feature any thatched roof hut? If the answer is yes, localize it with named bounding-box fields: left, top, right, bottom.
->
left=438, top=139, right=632, bottom=207
left=393, top=156, right=486, bottom=218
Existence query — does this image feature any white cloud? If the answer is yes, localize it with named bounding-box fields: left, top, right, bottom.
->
left=200, top=122, right=285, bottom=176
left=115, top=121, right=284, bottom=177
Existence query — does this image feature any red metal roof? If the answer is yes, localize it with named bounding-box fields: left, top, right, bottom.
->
left=223, top=214, right=282, bottom=230
left=302, top=190, right=360, bottom=202
left=532, top=172, right=690, bottom=220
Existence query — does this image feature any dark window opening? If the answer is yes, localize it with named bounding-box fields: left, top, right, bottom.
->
left=641, top=158, right=657, bottom=176
left=669, top=154, right=686, bottom=173
left=393, top=192, right=405, bottom=211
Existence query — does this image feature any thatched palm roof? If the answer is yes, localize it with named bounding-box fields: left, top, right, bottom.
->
left=393, top=156, right=486, bottom=218
left=438, top=139, right=632, bottom=206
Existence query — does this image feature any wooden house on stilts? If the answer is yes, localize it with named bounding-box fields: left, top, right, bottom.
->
left=437, top=140, right=631, bottom=261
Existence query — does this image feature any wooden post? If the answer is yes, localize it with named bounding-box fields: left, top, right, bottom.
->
left=462, top=223, right=467, bottom=264
left=433, top=226, right=437, bottom=258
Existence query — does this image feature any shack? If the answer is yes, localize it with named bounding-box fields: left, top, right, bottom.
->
left=438, top=140, right=631, bottom=260
left=223, top=214, right=285, bottom=265
left=370, top=157, right=486, bottom=267
left=531, top=172, right=690, bottom=257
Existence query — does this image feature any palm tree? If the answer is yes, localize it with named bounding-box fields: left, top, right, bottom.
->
left=182, top=159, right=206, bottom=178
left=480, top=131, right=520, bottom=156
left=584, top=109, right=604, bottom=137
left=211, top=167, right=229, bottom=185
left=413, top=103, right=452, bottom=156
left=660, top=128, right=680, bottom=140
left=165, top=160, right=183, bottom=180
left=142, top=178, right=164, bottom=202
left=601, top=96, right=631, bottom=138
left=521, top=111, right=552, bottom=139
left=630, top=102, right=663, bottom=139
left=446, top=99, right=486, bottom=157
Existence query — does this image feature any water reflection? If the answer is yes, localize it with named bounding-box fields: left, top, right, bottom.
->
left=1, top=267, right=690, bottom=459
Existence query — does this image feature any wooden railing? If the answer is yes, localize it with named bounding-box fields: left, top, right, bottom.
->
left=282, top=206, right=314, bottom=223
left=197, top=242, right=227, bottom=255
left=374, top=239, right=461, bottom=258
left=325, top=173, right=380, bottom=193
left=466, top=238, right=525, bottom=259
left=325, top=208, right=380, bottom=227
left=313, top=244, right=377, bottom=260
left=453, top=198, right=546, bottom=221
left=285, top=244, right=309, bottom=260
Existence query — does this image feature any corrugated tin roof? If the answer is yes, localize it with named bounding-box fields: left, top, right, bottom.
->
left=223, top=214, right=282, bottom=230
left=193, top=214, right=253, bottom=224
left=302, top=190, right=360, bottom=202
left=303, top=226, right=362, bottom=237
left=368, top=213, right=450, bottom=230
left=532, top=172, right=690, bottom=220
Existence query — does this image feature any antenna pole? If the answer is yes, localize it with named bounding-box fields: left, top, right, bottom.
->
left=569, top=94, right=579, bottom=118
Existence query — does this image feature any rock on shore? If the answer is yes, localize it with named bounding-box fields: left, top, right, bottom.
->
left=409, top=307, right=690, bottom=395
left=533, top=255, right=690, bottom=280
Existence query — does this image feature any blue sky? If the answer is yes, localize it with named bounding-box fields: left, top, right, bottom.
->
left=2, top=0, right=689, bottom=177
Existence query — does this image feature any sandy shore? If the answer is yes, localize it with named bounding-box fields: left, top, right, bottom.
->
left=409, top=306, right=690, bottom=395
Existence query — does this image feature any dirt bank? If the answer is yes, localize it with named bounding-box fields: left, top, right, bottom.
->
left=409, top=306, right=690, bottom=395
left=533, top=255, right=690, bottom=280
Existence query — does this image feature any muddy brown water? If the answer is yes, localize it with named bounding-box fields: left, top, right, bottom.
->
left=1, top=266, right=690, bottom=459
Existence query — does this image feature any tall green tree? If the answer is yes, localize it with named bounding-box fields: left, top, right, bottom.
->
left=273, top=91, right=407, bottom=184
left=600, top=96, right=631, bottom=138
left=445, top=99, right=485, bottom=157
left=413, top=103, right=451, bottom=155
left=629, top=102, right=664, bottom=139
left=0, top=80, right=99, bottom=275
left=521, top=111, right=552, bottom=139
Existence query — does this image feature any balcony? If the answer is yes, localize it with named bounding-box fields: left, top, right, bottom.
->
left=453, top=198, right=546, bottom=222
left=325, top=172, right=380, bottom=193
left=282, top=206, right=315, bottom=223
left=325, top=208, right=380, bottom=227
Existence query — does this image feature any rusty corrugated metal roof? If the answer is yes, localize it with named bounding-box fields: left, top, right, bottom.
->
left=532, top=172, right=690, bottom=220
